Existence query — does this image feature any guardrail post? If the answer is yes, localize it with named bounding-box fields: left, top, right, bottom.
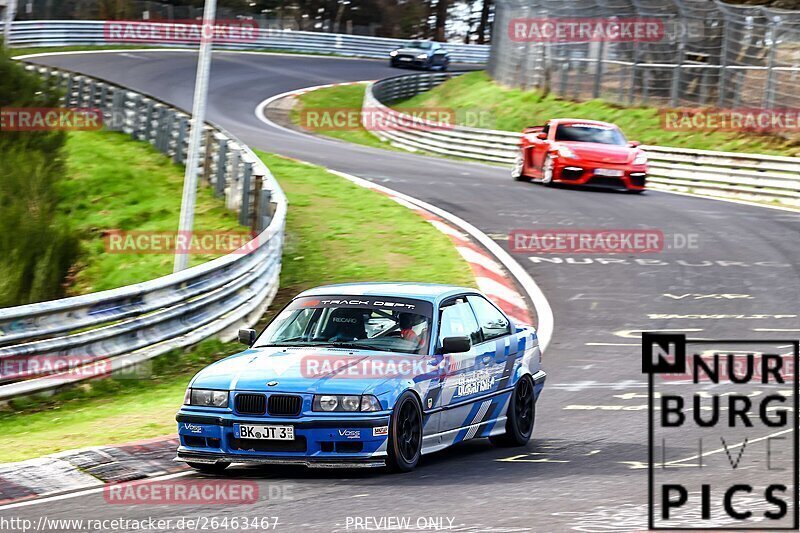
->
left=201, top=128, right=214, bottom=184
left=251, top=173, right=263, bottom=230
left=239, top=162, right=253, bottom=226
left=111, top=90, right=125, bottom=133
left=215, top=138, right=228, bottom=198
left=227, top=149, right=241, bottom=210
left=174, top=115, right=188, bottom=164
left=258, top=187, right=272, bottom=233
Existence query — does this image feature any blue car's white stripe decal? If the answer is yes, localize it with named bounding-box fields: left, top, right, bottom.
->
left=464, top=400, right=492, bottom=440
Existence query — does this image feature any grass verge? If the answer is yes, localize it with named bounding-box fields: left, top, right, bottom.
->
left=401, top=71, right=800, bottom=157
left=292, top=71, right=800, bottom=158
left=289, top=83, right=399, bottom=151
left=61, top=130, right=246, bottom=295
left=0, top=153, right=474, bottom=463
left=9, top=45, right=353, bottom=59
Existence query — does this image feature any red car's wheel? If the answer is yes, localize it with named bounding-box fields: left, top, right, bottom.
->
left=511, top=151, right=529, bottom=182
left=540, top=155, right=555, bottom=186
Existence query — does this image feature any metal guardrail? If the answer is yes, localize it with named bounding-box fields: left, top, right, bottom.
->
left=0, top=62, right=287, bottom=401
left=363, top=72, right=800, bottom=207
left=8, top=20, right=489, bottom=64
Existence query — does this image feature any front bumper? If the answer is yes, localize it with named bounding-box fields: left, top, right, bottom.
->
left=391, top=56, right=429, bottom=68
left=174, top=412, right=391, bottom=469
left=554, top=161, right=647, bottom=190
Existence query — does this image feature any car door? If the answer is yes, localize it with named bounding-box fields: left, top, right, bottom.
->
left=436, top=295, right=483, bottom=435
left=447, top=295, right=515, bottom=440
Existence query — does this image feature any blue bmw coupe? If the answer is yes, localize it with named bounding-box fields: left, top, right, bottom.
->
left=175, top=283, right=545, bottom=473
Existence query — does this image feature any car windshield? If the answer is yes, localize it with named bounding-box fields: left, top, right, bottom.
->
left=254, top=295, right=433, bottom=355
left=554, top=124, right=627, bottom=145
left=409, top=40, right=432, bottom=50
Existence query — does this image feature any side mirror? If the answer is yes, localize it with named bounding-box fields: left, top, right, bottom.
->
left=441, top=336, right=471, bottom=354
left=629, top=140, right=640, bottom=147
left=536, top=132, right=548, bottom=140
left=238, top=328, right=256, bottom=347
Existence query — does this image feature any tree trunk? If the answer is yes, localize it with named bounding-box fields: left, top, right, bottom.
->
left=434, top=0, right=448, bottom=41
left=477, top=0, right=492, bottom=44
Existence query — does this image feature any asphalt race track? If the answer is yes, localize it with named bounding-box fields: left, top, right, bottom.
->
left=10, top=51, right=800, bottom=531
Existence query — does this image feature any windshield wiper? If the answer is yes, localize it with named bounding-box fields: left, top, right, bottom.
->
left=254, top=341, right=319, bottom=348
left=329, top=342, right=389, bottom=352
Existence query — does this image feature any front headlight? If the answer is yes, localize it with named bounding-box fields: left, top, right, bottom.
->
left=313, top=394, right=382, bottom=412
left=187, top=388, right=229, bottom=408
left=557, top=145, right=577, bottom=158
left=417, top=53, right=428, bottom=59
left=390, top=50, right=398, bottom=57
left=633, top=152, right=648, bottom=165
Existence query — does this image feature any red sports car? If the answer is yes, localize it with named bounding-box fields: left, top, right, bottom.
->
left=511, top=119, right=647, bottom=192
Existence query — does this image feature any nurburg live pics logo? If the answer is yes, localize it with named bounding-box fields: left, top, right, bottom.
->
left=642, top=333, right=799, bottom=530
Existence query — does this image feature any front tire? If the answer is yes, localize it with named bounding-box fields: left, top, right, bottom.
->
left=387, top=392, right=423, bottom=472
left=186, top=461, right=230, bottom=475
left=489, top=375, right=536, bottom=447
left=511, top=151, right=529, bottom=182
left=540, top=155, right=555, bottom=185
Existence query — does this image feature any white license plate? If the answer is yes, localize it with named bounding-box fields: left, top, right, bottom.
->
left=595, top=168, right=624, bottom=177
left=235, top=424, right=294, bottom=440
left=399, top=57, right=412, bottom=62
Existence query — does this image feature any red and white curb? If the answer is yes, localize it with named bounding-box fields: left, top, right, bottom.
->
left=0, top=436, right=184, bottom=507
left=331, top=171, right=532, bottom=325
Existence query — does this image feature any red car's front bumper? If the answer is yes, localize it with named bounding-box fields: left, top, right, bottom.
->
left=553, top=159, right=647, bottom=190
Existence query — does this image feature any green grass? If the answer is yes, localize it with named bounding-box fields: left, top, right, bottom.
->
left=61, top=130, right=246, bottom=295
left=290, top=83, right=400, bottom=151
left=256, top=151, right=474, bottom=293
left=401, top=71, right=800, bottom=157
left=290, top=83, right=492, bottom=165
left=0, top=153, right=473, bottom=463
left=9, top=44, right=353, bottom=59
left=9, top=45, right=163, bottom=57
left=293, top=71, right=800, bottom=158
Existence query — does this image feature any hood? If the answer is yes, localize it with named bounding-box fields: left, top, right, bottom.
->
left=395, top=47, right=431, bottom=56
left=559, top=142, right=635, bottom=164
left=190, top=346, right=420, bottom=395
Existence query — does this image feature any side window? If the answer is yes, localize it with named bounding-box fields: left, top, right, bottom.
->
left=467, top=296, right=510, bottom=342
left=541, top=123, right=550, bottom=136
left=438, top=297, right=481, bottom=347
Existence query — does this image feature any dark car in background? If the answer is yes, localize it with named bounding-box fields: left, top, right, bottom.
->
left=389, top=40, right=450, bottom=71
